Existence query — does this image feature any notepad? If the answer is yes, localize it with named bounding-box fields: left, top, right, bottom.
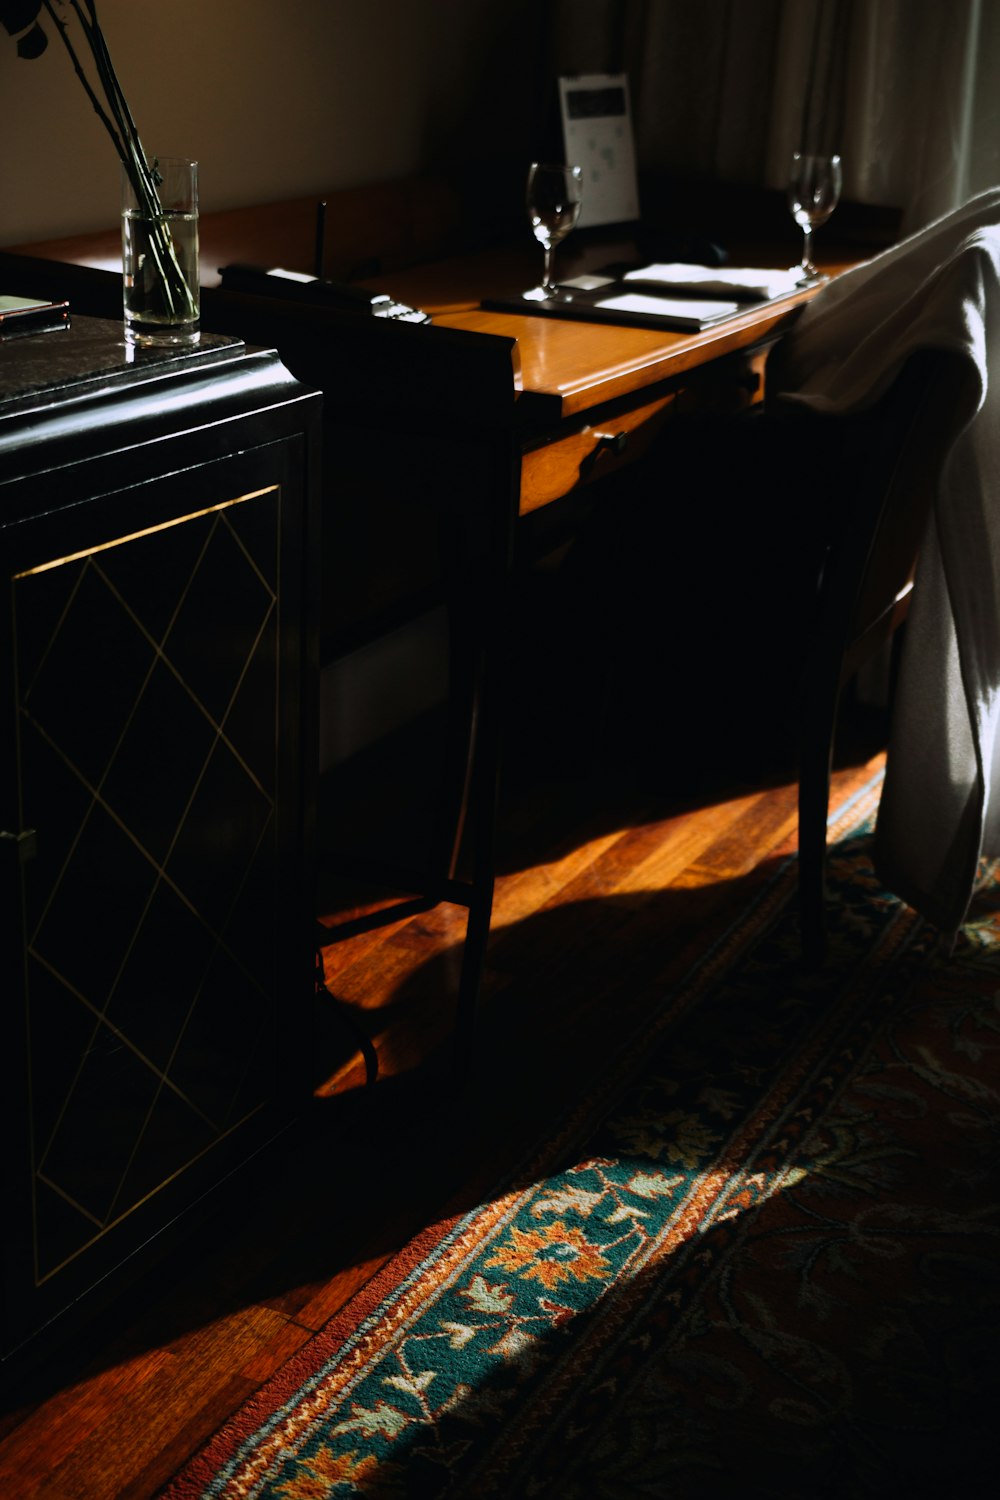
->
left=622, top=263, right=803, bottom=302
left=482, top=270, right=808, bottom=331
left=592, top=290, right=743, bottom=327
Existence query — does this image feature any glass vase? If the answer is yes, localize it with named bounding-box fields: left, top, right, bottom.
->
left=121, top=156, right=200, bottom=347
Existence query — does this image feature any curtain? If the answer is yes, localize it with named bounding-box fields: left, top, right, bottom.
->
left=548, top=0, right=1000, bottom=231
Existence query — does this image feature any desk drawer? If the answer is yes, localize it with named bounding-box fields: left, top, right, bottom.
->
left=519, top=392, right=675, bottom=516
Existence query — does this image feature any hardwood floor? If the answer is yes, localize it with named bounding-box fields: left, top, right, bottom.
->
left=0, top=692, right=887, bottom=1499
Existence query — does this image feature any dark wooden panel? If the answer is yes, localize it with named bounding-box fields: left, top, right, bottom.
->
left=0, top=319, right=321, bottom=1367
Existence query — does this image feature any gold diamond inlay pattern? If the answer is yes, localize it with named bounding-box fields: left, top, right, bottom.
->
left=12, top=487, right=283, bottom=1284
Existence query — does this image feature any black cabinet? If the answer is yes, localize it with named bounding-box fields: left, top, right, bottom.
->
left=0, top=317, right=321, bottom=1364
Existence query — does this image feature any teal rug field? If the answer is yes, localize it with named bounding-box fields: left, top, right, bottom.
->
left=162, top=772, right=1000, bottom=1498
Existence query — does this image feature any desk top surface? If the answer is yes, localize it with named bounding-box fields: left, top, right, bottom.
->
left=372, top=240, right=844, bottom=420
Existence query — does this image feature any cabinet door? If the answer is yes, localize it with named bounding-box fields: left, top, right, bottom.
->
left=1, top=438, right=315, bottom=1360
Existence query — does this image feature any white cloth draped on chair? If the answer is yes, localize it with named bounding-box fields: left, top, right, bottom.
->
left=770, top=187, right=1000, bottom=934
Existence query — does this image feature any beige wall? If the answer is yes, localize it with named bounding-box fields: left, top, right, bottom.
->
left=0, top=0, right=542, bottom=244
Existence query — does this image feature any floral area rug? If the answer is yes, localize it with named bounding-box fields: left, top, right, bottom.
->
left=162, top=772, right=1000, bottom=1499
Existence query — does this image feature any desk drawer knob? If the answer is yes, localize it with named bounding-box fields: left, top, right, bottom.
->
left=595, top=430, right=628, bottom=456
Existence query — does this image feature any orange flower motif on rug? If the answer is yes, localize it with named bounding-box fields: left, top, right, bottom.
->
left=271, top=1444, right=388, bottom=1499
left=485, top=1219, right=613, bottom=1291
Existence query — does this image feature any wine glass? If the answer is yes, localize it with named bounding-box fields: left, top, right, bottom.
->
left=787, top=152, right=842, bottom=281
left=524, top=162, right=583, bottom=301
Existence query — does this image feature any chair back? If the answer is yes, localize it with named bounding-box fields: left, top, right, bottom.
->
left=810, top=350, right=967, bottom=687
left=792, top=347, right=969, bottom=963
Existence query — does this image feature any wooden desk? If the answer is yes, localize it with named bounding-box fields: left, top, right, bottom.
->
left=381, top=242, right=822, bottom=405
left=367, top=240, right=832, bottom=520
left=339, top=242, right=836, bottom=1049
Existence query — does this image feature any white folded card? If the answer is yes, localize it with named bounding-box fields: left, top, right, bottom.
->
left=593, top=291, right=742, bottom=326
left=623, top=262, right=802, bottom=301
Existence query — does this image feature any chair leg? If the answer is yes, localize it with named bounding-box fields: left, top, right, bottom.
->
left=432, top=581, right=480, bottom=884
left=452, top=617, right=504, bottom=1066
left=455, top=873, right=495, bottom=1065
left=440, top=490, right=513, bottom=1068
left=798, top=678, right=841, bottom=966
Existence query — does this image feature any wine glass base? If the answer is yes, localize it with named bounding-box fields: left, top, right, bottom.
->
left=522, top=284, right=576, bottom=304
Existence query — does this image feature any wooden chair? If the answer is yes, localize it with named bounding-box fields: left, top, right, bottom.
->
left=793, top=349, right=961, bottom=962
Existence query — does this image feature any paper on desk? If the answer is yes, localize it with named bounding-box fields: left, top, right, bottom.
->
left=558, top=274, right=618, bottom=291
left=594, top=290, right=742, bottom=326
left=623, top=263, right=802, bottom=301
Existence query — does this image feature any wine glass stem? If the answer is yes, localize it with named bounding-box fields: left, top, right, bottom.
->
left=801, top=226, right=813, bottom=274
left=541, top=243, right=556, bottom=293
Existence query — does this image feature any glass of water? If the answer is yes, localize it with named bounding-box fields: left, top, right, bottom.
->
left=122, top=155, right=200, bottom=346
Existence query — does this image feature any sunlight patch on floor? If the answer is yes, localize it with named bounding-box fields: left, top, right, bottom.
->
left=489, top=788, right=782, bottom=924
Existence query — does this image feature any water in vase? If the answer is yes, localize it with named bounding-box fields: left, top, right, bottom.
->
left=122, top=208, right=200, bottom=346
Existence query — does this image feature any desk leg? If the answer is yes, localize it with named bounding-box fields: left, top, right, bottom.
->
left=443, top=455, right=518, bottom=1066
left=452, top=632, right=500, bottom=1065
